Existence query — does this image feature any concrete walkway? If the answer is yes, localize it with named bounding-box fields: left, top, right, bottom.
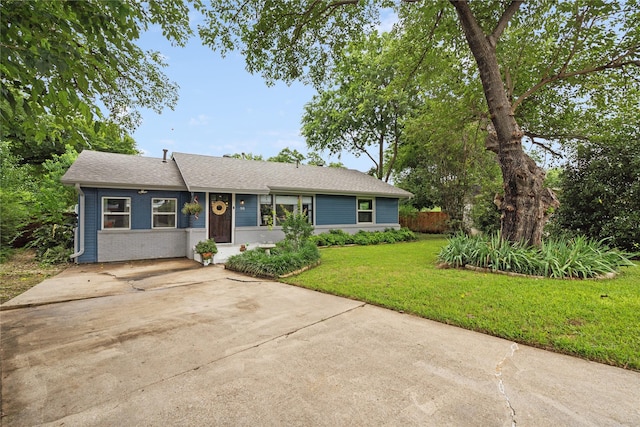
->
left=1, top=259, right=639, bottom=426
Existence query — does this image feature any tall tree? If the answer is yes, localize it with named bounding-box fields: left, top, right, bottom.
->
left=198, top=0, right=639, bottom=245
left=448, top=1, right=638, bottom=244
left=301, top=32, right=413, bottom=181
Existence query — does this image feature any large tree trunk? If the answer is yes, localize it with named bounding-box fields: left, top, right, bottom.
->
left=452, top=1, right=559, bottom=245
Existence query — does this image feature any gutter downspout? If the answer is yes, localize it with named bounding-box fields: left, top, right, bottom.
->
left=69, top=184, right=85, bottom=263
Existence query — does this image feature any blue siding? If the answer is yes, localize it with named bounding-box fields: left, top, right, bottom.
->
left=376, top=197, right=399, bottom=224
left=182, top=192, right=205, bottom=229
left=316, top=195, right=356, bottom=225
left=78, top=188, right=201, bottom=263
left=236, top=194, right=258, bottom=227
left=96, top=189, right=184, bottom=230
left=78, top=188, right=98, bottom=263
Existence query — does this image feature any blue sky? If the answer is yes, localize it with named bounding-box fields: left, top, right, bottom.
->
left=131, top=29, right=373, bottom=172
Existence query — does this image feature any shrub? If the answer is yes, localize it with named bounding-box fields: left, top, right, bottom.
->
left=27, top=214, right=75, bottom=265
left=226, top=240, right=320, bottom=278
left=438, top=233, right=634, bottom=279
left=310, top=228, right=417, bottom=247
left=551, top=137, right=640, bottom=252
left=280, top=207, right=314, bottom=250
left=195, top=239, right=218, bottom=257
left=470, top=191, right=501, bottom=235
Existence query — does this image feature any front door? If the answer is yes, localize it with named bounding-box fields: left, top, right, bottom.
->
left=209, top=193, right=231, bottom=243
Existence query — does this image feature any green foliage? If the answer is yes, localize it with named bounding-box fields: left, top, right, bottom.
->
left=225, top=240, right=320, bottom=278
left=0, top=142, right=38, bottom=258
left=226, top=152, right=264, bottom=161
left=28, top=215, right=76, bottom=265
left=470, top=190, right=501, bottom=235
left=1, top=0, right=194, bottom=137
left=199, top=1, right=385, bottom=87
left=301, top=32, right=416, bottom=181
left=18, top=147, right=81, bottom=264
left=310, top=228, right=416, bottom=247
left=438, top=233, right=634, bottom=279
left=395, top=103, right=502, bottom=227
left=267, top=148, right=306, bottom=164
left=4, top=114, right=138, bottom=166
left=398, top=203, right=418, bottom=219
left=550, top=136, right=640, bottom=253
left=36, top=147, right=79, bottom=223
left=195, top=239, right=218, bottom=257
left=279, top=207, right=314, bottom=250
left=181, top=202, right=203, bottom=216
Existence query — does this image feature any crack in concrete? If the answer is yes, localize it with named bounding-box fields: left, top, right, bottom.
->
left=128, top=280, right=145, bottom=292
left=0, top=280, right=212, bottom=311
left=495, top=342, right=519, bottom=427
left=227, top=277, right=268, bottom=283
left=111, top=302, right=368, bottom=402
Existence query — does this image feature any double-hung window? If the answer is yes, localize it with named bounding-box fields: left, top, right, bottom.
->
left=102, top=197, right=131, bottom=229
left=152, top=198, right=177, bottom=228
left=357, top=198, right=373, bottom=223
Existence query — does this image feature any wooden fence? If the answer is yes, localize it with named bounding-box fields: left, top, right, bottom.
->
left=400, top=212, right=449, bottom=233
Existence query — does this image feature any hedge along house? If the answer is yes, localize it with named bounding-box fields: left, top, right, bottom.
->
left=61, top=150, right=412, bottom=264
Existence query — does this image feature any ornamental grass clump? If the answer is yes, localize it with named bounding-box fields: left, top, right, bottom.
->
left=439, top=233, right=634, bottom=279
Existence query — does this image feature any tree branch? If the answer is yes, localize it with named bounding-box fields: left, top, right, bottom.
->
left=488, top=1, right=523, bottom=47
left=401, top=8, right=444, bottom=90
left=513, top=56, right=639, bottom=111
left=292, top=0, right=359, bottom=42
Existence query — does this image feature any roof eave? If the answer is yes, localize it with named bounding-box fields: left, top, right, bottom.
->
left=60, top=180, right=187, bottom=191
left=267, top=186, right=413, bottom=198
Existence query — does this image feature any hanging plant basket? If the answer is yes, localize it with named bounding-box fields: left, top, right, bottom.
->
left=182, top=201, right=203, bottom=216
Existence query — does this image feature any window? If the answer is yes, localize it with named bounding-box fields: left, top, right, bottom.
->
left=301, top=196, right=313, bottom=223
left=260, top=195, right=273, bottom=226
left=275, top=195, right=298, bottom=225
left=152, top=198, right=177, bottom=228
left=102, top=197, right=130, bottom=229
left=357, top=198, right=373, bottom=223
left=260, top=195, right=313, bottom=226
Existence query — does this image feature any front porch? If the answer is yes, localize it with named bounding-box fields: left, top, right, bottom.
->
left=196, top=243, right=277, bottom=265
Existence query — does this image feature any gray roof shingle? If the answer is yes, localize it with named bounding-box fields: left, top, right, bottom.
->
left=172, top=152, right=412, bottom=197
left=62, top=150, right=412, bottom=198
left=61, top=150, right=187, bottom=190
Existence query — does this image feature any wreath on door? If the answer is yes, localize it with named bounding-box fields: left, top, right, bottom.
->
left=211, top=200, right=227, bottom=215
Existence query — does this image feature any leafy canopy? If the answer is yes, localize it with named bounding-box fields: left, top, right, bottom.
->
left=1, top=0, right=199, bottom=141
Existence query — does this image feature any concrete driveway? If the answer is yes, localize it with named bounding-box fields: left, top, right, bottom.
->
left=1, top=259, right=639, bottom=426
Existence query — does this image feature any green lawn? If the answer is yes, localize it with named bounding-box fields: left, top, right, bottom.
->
left=280, top=235, right=640, bottom=371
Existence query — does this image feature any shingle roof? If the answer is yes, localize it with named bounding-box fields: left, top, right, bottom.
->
left=62, top=150, right=412, bottom=198
left=172, top=152, right=412, bottom=198
left=61, top=150, right=187, bottom=190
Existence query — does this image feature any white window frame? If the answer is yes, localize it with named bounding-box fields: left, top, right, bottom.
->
left=151, top=198, right=178, bottom=229
left=260, top=194, right=314, bottom=226
left=357, top=198, right=374, bottom=224
left=102, top=197, right=131, bottom=230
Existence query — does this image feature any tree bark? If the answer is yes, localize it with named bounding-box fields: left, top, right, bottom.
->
left=451, top=1, right=559, bottom=245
